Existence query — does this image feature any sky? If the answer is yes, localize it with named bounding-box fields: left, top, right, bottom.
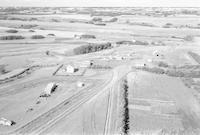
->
left=0, top=0, right=200, bottom=7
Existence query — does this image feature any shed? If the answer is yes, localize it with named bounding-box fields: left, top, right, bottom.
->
left=147, top=59, right=153, bottom=63
left=77, top=81, right=85, bottom=88
left=132, top=39, right=136, bottom=43
left=153, top=50, right=160, bottom=57
left=0, top=118, right=13, bottom=126
left=44, top=82, right=57, bottom=95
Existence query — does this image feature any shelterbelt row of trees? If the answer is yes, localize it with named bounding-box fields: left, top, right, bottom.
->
left=73, top=42, right=112, bottom=55
left=0, top=35, right=45, bottom=40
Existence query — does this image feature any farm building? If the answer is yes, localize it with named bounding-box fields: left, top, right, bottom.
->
left=147, top=59, right=153, bottom=63
left=115, top=56, right=124, bottom=60
left=0, top=118, right=13, bottom=126
left=153, top=50, right=162, bottom=57
left=77, top=81, right=85, bottom=88
left=152, top=50, right=164, bottom=58
left=63, top=64, right=78, bottom=73
left=44, top=82, right=57, bottom=95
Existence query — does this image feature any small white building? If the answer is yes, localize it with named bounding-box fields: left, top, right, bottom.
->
left=152, top=50, right=161, bottom=57
left=74, top=34, right=81, bottom=39
left=147, top=59, right=153, bottom=63
left=65, top=64, right=76, bottom=73
left=0, top=118, right=12, bottom=126
left=132, top=39, right=136, bottom=43
left=44, top=82, right=57, bottom=95
left=152, top=50, right=164, bottom=58
left=77, top=81, right=85, bottom=88
left=115, top=56, right=124, bottom=60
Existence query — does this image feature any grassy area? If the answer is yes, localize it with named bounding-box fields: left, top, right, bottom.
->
left=188, top=51, right=200, bottom=64
left=184, top=35, right=194, bottom=41
left=136, top=65, right=200, bottom=78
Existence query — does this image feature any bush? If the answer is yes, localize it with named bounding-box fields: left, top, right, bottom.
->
left=166, top=23, right=173, bottom=26
left=19, top=24, right=38, bottom=29
left=0, top=65, right=8, bottom=74
left=92, top=17, right=102, bottom=22
left=157, top=61, right=169, bottom=68
left=165, top=70, right=185, bottom=77
left=116, top=41, right=134, bottom=45
left=107, top=17, right=118, bottom=22
left=75, top=34, right=96, bottom=39
left=138, top=67, right=165, bottom=74
left=184, top=35, right=194, bottom=41
left=0, top=35, right=25, bottom=40
left=163, top=25, right=171, bottom=28
left=47, top=33, right=55, bottom=36
left=116, top=40, right=149, bottom=46
left=31, top=35, right=45, bottom=39
left=81, top=34, right=96, bottom=39
left=134, top=40, right=149, bottom=45
left=29, top=30, right=35, bottom=32
left=6, top=29, right=18, bottom=33
left=40, top=93, right=50, bottom=97
left=73, top=42, right=112, bottom=55
left=144, top=67, right=165, bottom=74
left=90, top=65, right=112, bottom=69
left=94, top=22, right=106, bottom=26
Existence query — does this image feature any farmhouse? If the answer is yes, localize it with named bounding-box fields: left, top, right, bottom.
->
left=153, top=50, right=160, bottom=57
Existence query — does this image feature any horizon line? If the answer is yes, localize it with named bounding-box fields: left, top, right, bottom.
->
left=1, top=6, right=200, bottom=8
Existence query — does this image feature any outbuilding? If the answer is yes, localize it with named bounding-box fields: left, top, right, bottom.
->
left=77, top=81, right=85, bottom=88
left=153, top=50, right=160, bottom=57
left=44, top=82, right=57, bottom=95
left=64, top=64, right=77, bottom=73
left=0, top=118, right=13, bottom=126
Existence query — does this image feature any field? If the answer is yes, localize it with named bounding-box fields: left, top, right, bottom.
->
left=0, top=7, right=200, bottom=135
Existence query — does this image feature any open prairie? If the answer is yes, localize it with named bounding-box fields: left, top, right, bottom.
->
left=0, top=7, right=200, bottom=135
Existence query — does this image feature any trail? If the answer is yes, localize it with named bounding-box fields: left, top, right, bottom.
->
left=104, top=65, right=132, bottom=135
